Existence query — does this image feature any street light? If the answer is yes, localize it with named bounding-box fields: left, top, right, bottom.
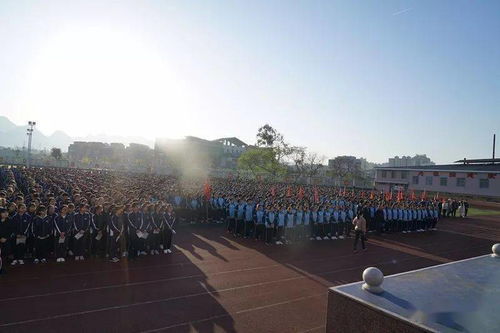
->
left=26, top=121, right=36, bottom=168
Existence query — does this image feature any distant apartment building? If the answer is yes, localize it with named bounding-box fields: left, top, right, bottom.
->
left=375, top=158, right=500, bottom=197
left=387, top=154, right=435, bottom=167
left=68, top=141, right=152, bottom=171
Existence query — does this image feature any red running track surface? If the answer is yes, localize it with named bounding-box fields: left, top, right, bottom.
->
left=0, top=215, right=498, bottom=333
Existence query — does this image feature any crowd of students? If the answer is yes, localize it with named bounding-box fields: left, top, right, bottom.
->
left=0, top=166, right=467, bottom=274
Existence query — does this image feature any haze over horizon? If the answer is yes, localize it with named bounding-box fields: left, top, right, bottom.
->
left=1, top=0, right=499, bottom=164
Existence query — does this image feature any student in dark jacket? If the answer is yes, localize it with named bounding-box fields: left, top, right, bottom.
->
left=54, top=205, right=70, bottom=262
left=374, top=205, right=385, bottom=234
left=11, top=204, right=31, bottom=265
left=73, top=204, right=91, bottom=261
left=162, top=204, right=176, bottom=254
left=108, top=205, right=124, bottom=263
left=91, top=205, right=107, bottom=257
left=32, top=205, right=53, bottom=264
left=0, top=208, right=11, bottom=273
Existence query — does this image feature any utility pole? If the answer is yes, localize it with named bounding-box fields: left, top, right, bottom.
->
left=493, top=134, right=496, bottom=164
left=26, top=121, right=36, bottom=168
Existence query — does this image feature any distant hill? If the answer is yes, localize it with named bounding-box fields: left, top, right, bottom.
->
left=0, top=116, right=153, bottom=151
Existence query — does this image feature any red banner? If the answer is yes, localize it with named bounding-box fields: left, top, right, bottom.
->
left=449, top=172, right=456, bottom=177
left=297, top=187, right=305, bottom=200
left=467, top=173, right=475, bottom=178
left=433, top=171, right=439, bottom=176
left=488, top=173, right=496, bottom=179
left=203, top=181, right=212, bottom=201
left=314, top=187, right=319, bottom=203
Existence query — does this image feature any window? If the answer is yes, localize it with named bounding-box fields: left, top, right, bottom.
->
left=480, top=179, right=489, bottom=189
left=412, top=176, right=419, bottom=185
left=456, top=178, right=466, bottom=187
left=425, top=176, right=433, bottom=186
left=391, top=171, right=396, bottom=179
left=381, top=170, right=387, bottom=178
left=401, top=171, right=408, bottom=179
left=440, top=177, right=447, bottom=186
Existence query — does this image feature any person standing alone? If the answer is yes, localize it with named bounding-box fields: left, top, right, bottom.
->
left=352, top=212, right=367, bottom=253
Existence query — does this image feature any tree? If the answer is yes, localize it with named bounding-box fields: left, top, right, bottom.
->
left=237, top=148, right=287, bottom=179
left=327, top=156, right=363, bottom=186
left=256, top=124, right=299, bottom=165
left=292, top=148, right=325, bottom=183
left=51, top=148, right=62, bottom=160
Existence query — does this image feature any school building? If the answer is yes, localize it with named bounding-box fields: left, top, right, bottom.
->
left=374, top=158, right=500, bottom=198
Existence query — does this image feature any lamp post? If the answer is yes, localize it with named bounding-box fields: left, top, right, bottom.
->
left=26, top=121, right=36, bottom=168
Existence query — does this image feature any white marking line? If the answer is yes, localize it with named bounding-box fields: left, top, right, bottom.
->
left=0, top=264, right=279, bottom=302
left=0, top=255, right=435, bottom=328
left=299, top=325, right=326, bottom=333
left=0, top=249, right=385, bottom=302
left=0, top=276, right=318, bottom=328
left=140, top=294, right=324, bottom=333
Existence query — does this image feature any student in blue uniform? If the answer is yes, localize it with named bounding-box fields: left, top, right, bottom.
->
left=244, top=199, right=255, bottom=238
left=276, top=206, right=286, bottom=245
left=254, top=204, right=266, bottom=240
left=226, top=198, right=237, bottom=233
left=285, top=206, right=295, bottom=244
left=265, top=206, right=276, bottom=245
left=295, top=206, right=304, bottom=242
left=236, top=199, right=245, bottom=237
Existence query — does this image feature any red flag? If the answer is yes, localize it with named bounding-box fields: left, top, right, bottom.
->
left=203, top=181, right=212, bottom=201
left=271, top=186, right=276, bottom=197
left=411, top=190, right=416, bottom=200
left=286, top=186, right=292, bottom=197
left=421, top=190, right=427, bottom=200
left=361, top=191, right=365, bottom=198
left=369, top=191, right=374, bottom=200
left=297, top=187, right=305, bottom=200
left=314, top=187, right=319, bottom=203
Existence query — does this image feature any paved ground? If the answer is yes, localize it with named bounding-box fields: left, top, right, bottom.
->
left=0, top=215, right=498, bottom=333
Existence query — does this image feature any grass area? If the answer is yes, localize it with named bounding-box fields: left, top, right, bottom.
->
left=467, top=207, right=500, bottom=217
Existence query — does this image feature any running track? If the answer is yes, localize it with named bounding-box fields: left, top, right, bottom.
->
left=0, top=216, right=498, bottom=333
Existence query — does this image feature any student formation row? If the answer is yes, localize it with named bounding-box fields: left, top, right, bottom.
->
left=208, top=200, right=441, bottom=245
left=0, top=203, right=176, bottom=272
left=0, top=166, right=457, bottom=271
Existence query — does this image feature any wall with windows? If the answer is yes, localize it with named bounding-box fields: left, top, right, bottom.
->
left=375, top=168, right=500, bottom=197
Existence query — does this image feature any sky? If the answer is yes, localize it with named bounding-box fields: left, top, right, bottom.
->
left=0, top=0, right=499, bottom=164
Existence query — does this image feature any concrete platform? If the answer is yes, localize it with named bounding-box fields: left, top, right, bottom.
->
left=327, top=254, right=500, bottom=333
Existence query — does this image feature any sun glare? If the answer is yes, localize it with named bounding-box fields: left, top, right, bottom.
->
left=25, top=27, right=193, bottom=138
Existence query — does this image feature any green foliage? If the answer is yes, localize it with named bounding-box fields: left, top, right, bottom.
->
left=50, top=148, right=62, bottom=160
left=237, top=148, right=287, bottom=179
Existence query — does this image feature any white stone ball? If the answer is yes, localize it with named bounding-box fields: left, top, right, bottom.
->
left=363, top=267, right=384, bottom=287
left=493, top=243, right=500, bottom=257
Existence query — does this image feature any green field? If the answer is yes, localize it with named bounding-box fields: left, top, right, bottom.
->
left=467, top=207, right=500, bottom=217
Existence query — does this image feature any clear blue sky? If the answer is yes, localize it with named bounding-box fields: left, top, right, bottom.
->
left=0, top=0, right=499, bottom=163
